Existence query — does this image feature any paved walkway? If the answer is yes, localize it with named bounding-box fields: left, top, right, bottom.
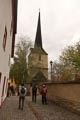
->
left=0, top=96, right=80, bottom=120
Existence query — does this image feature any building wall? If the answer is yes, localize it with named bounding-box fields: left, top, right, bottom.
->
left=28, top=52, right=48, bottom=81
left=46, top=82, right=80, bottom=114
left=0, top=0, right=13, bottom=107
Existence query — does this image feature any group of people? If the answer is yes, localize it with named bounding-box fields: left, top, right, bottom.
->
left=18, top=84, right=47, bottom=110
left=7, top=84, right=15, bottom=97
left=32, top=84, right=47, bottom=105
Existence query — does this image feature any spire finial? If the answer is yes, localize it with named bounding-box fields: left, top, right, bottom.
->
left=39, top=8, right=40, bottom=12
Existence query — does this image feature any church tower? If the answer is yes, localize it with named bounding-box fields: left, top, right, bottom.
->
left=28, top=11, right=48, bottom=83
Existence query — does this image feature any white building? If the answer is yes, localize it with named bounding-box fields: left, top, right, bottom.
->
left=0, top=0, right=18, bottom=108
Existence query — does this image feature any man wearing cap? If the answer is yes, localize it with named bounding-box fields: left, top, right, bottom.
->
left=41, top=84, right=47, bottom=104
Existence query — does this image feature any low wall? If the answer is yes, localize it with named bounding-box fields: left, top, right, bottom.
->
left=46, top=81, right=80, bottom=115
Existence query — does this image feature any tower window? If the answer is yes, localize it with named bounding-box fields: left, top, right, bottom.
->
left=39, top=55, right=41, bottom=61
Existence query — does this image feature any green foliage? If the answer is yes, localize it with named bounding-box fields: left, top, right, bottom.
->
left=52, top=41, right=80, bottom=81
left=10, top=36, right=32, bottom=85
left=52, top=62, right=74, bottom=81
left=60, top=41, right=80, bottom=73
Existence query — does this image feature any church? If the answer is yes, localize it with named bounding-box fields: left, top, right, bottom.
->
left=28, top=11, right=48, bottom=84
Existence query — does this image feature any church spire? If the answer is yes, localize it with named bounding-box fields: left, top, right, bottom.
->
left=35, top=10, right=42, bottom=48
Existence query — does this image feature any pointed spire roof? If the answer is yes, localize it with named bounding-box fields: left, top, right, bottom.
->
left=34, top=10, right=48, bottom=55
left=35, top=10, right=42, bottom=48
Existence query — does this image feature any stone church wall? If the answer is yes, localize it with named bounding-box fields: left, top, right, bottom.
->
left=28, top=53, right=48, bottom=80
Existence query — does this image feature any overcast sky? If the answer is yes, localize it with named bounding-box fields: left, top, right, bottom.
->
left=17, top=0, right=80, bottom=63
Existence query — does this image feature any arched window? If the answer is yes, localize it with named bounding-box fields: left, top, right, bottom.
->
left=39, top=55, right=41, bottom=61
left=3, top=26, right=7, bottom=51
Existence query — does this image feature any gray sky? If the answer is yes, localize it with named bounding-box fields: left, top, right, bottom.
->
left=17, top=0, right=80, bottom=63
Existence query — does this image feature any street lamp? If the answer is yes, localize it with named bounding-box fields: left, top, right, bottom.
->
left=50, top=60, right=53, bottom=80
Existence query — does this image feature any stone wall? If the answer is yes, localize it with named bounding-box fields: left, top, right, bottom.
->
left=46, top=81, right=80, bottom=115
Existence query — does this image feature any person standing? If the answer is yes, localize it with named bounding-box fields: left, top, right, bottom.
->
left=32, top=85, right=37, bottom=103
left=18, top=84, right=26, bottom=110
left=41, top=84, right=47, bottom=104
left=10, top=85, right=14, bottom=96
left=18, top=85, right=21, bottom=95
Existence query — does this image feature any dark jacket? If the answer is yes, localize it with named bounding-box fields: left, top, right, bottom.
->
left=32, top=87, right=37, bottom=95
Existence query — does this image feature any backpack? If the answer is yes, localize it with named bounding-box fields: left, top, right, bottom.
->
left=43, top=88, right=46, bottom=94
left=21, top=88, right=25, bottom=94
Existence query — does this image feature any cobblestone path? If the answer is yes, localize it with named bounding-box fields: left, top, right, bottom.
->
left=0, top=96, right=80, bottom=120
left=27, top=96, right=80, bottom=120
left=0, top=96, right=37, bottom=120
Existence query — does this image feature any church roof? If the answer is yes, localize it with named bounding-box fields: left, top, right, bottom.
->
left=30, top=46, right=47, bottom=55
left=32, top=71, right=47, bottom=81
left=35, top=11, right=42, bottom=48
left=34, top=11, right=48, bottom=55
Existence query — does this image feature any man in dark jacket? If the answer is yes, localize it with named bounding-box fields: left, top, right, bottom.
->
left=32, top=85, right=37, bottom=103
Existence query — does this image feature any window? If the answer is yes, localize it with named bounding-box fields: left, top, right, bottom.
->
left=5, top=79, right=8, bottom=95
left=3, top=26, right=7, bottom=51
left=39, top=55, right=41, bottom=61
left=0, top=72, right=2, bottom=83
left=2, top=77, right=6, bottom=97
left=8, top=54, right=10, bottom=66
